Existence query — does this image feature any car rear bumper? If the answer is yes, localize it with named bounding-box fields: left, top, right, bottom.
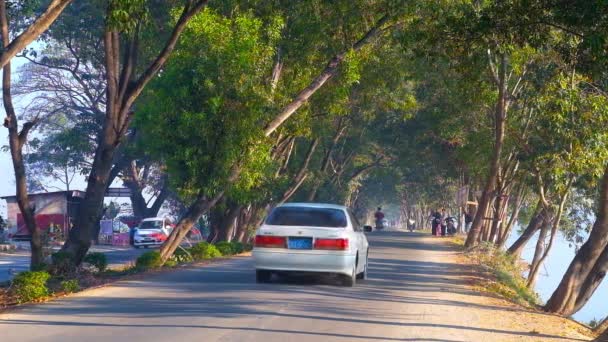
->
left=253, top=249, right=356, bottom=276
left=133, top=239, right=164, bottom=246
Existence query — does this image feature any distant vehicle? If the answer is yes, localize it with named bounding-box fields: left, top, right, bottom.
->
left=253, top=203, right=371, bottom=287
left=446, top=216, right=458, bottom=236
left=133, top=217, right=173, bottom=248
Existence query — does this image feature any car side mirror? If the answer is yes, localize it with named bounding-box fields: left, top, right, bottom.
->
left=363, top=225, right=373, bottom=233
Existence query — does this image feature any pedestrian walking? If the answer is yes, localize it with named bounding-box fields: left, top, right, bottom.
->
left=440, top=208, right=447, bottom=237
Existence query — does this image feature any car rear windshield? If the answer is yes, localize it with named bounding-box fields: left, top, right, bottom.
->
left=139, top=220, right=163, bottom=229
left=265, top=207, right=347, bottom=228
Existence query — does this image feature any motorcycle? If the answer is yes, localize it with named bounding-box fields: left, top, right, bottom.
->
left=375, top=218, right=386, bottom=230
left=446, top=216, right=458, bottom=236
left=407, top=219, right=416, bottom=232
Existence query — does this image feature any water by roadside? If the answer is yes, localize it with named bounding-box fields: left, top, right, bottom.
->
left=506, top=230, right=608, bottom=324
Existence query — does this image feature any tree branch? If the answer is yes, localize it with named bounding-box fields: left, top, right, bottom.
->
left=263, top=14, right=391, bottom=136
left=0, top=0, right=74, bottom=69
left=125, top=0, right=209, bottom=108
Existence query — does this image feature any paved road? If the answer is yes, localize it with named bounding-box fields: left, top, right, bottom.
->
left=0, top=231, right=583, bottom=341
left=0, top=246, right=147, bottom=282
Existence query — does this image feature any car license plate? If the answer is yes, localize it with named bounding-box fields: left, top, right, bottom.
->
left=288, top=237, right=312, bottom=249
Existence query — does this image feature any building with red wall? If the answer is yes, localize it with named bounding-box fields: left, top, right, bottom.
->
left=1, top=191, right=84, bottom=240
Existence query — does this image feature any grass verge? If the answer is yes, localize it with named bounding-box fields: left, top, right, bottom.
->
left=449, top=237, right=540, bottom=308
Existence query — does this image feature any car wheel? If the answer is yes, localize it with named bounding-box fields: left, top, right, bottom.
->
left=357, top=251, right=368, bottom=280
left=134, top=245, right=141, bottom=249
left=342, top=266, right=357, bottom=287
left=256, top=270, right=272, bottom=283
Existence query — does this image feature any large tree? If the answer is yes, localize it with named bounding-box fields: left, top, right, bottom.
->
left=156, top=1, right=404, bottom=262
left=54, top=0, right=211, bottom=263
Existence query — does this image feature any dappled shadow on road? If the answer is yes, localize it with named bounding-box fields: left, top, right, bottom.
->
left=0, top=231, right=581, bottom=341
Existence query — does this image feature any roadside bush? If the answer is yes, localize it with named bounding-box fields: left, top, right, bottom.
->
left=136, top=251, right=163, bottom=270
left=230, top=242, right=245, bottom=254
left=50, top=251, right=76, bottom=275
left=171, top=248, right=193, bottom=263
left=164, top=259, right=178, bottom=267
left=10, top=271, right=50, bottom=303
left=60, top=279, right=80, bottom=293
left=215, top=241, right=234, bottom=255
left=243, top=243, right=253, bottom=252
left=467, top=242, right=540, bottom=307
left=83, top=252, right=108, bottom=273
left=190, top=242, right=221, bottom=260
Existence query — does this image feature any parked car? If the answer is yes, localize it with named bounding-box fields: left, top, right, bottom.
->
left=133, top=217, right=173, bottom=248
left=253, top=203, right=371, bottom=286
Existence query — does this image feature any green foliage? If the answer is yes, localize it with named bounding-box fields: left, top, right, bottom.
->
left=163, top=259, right=178, bottom=268
left=50, top=251, right=76, bottom=276
left=190, top=242, right=222, bottom=260
left=10, top=271, right=50, bottom=303
left=135, top=251, right=163, bottom=270
left=107, top=0, right=148, bottom=33
left=83, top=253, right=108, bottom=273
left=60, top=279, right=80, bottom=293
left=469, top=243, right=540, bottom=308
left=215, top=241, right=234, bottom=256
left=171, top=248, right=194, bottom=263
left=230, top=242, right=245, bottom=254
left=137, top=8, right=281, bottom=203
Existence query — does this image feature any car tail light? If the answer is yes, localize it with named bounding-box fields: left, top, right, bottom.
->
left=151, top=233, right=167, bottom=241
left=254, top=235, right=286, bottom=248
left=314, top=238, right=349, bottom=250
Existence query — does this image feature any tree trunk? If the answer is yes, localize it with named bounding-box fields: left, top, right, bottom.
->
left=1, top=1, right=43, bottom=269
left=489, top=191, right=505, bottom=243
left=528, top=179, right=572, bottom=288
left=497, top=184, right=526, bottom=249
left=466, top=54, right=508, bottom=248
left=481, top=197, right=495, bottom=243
left=545, top=165, right=608, bottom=315
left=160, top=192, right=224, bottom=261
left=279, top=139, right=319, bottom=203
left=217, top=204, right=243, bottom=242
left=307, top=120, right=346, bottom=201
left=234, top=206, right=253, bottom=243
left=507, top=200, right=544, bottom=258
left=61, top=3, right=210, bottom=264
left=123, top=163, right=169, bottom=219
left=570, top=243, right=608, bottom=315
left=527, top=221, right=549, bottom=288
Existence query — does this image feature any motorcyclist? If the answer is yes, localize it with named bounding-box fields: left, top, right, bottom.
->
left=374, top=207, right=385, bottom=229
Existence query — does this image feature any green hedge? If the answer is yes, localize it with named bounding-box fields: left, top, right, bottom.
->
left=136, top=251, right=163, bottom=270
left=11, top=271, right=50, bottom=303
left=231, top=242, right=245, bottom=254
left=60, top=279, right=80, bottom=293
left=84, top=252, right=108, bottom=273
left=171, top=248, right=194, bottom=263
left=215, top=241, right=234, bottom=255
left=190, top=242, right=221, bottom=260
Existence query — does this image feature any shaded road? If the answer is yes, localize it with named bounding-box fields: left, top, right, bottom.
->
left=0, top=231, right=588, bottom=341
